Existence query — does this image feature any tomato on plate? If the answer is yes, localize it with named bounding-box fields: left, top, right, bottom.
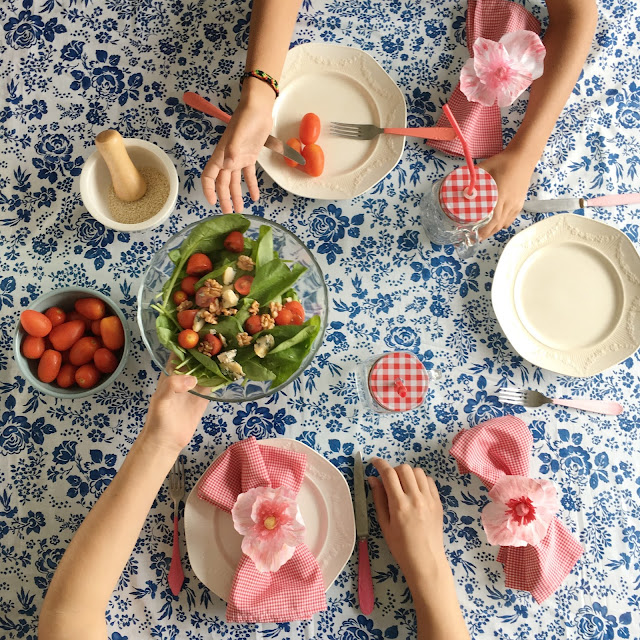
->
left=49, top=320, right=86, bottom=352
left=204, top=333, right=223, bottom=356
left=224, top=231, right=244, bottom=253
left=178, top=329, right=199, bottom=349
left=100, top=316, right=125, bottom=351
left=300, top=113, right=321, bottom=146
left=75, top=363, right=101, bottom=389
left=244, top=315, right=263, bottom=336
left=173, top=290, right=188, bottom=305
left=181, top=276, right=199, bottom=296
left=56, top=364, right=78, bottom=388
left=20, top=310, right=52, bottom=338
left=284, top=137, right=303, bottom=168
left=22, top=335, right=45, bottom=359
left=234, top=275, right=254, bottom=296
left=38, top=349, right=62, bottom=383
left=94, top=348, right=119, bottom=374
left=177, top=309, right=198, bottom=330
left=69, top=336, right=102, bottom=366
left=275, top=308, right=293, bottom=326
left=301, top=143, right=324, bottom=177
left=284, top=300, right=305, bottom=325
left=44, top=307, right=66, bottom=327
left=186, top=253, right=213, bottom=276
left=75, top=297, right=106, bottom=321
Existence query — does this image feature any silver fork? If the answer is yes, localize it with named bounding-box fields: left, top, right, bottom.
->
left=498, top=388, right=623, bottom=415
left=329, top=121, right=457, bottom=141
left=168, top=457, right=185, bottom=595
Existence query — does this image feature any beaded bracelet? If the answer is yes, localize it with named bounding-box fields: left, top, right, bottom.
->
left=241, top=69, right=280, bottom=97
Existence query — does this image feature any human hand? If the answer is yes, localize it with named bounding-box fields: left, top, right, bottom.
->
left=477, top=148, right=537, bottom=240
left=201, top=84, right=274, bottom=213
left=369, top=458, right=447, bottom=590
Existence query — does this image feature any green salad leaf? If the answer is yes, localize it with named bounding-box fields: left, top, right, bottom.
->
left=249, top=259, right=307, bottom=304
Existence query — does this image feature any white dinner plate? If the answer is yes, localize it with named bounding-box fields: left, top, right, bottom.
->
left=185, top=438, right=356, bottom=601
left=492, top=214, right=640, bottom=377
left=258, top=43, right=406, bottom=200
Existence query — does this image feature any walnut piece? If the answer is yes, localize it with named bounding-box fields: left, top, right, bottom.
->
left=269, top=301, right=282, bottom=319
left=237, top=254, right=255, bottom=271
left=248, top=300, right=260, bottom=316
left=236, top=332, right=252, bottom=347
left=176, top=300, right=193, bottom=312
left=260, top=314, right=275, bottom=330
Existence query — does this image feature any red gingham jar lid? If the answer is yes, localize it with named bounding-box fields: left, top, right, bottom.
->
left=368, top=352, right=428, bottom=412
left=439, top=166, right=498, bottom=225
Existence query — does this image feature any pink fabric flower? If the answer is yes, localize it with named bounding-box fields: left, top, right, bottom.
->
left=481, top=475, right=559, bottom=547
left=231, top=486, right=306, bottom=572
left=460, top=31, right=545, bottom=107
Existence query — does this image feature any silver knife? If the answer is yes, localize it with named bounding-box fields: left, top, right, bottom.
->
left=354, top=452, right=374, bottom=615
left=524, top=192, right=640, bottom=212
left=182, top=91, right=306, bottom=165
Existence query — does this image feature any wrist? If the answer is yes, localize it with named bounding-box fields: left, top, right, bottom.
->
left=135, top=427, right=183, bottom=468
left=240, top=76, right=278, bottom=109
left=403, top=551, right=451, bottom=595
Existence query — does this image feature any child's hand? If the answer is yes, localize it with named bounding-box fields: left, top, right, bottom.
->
left=477, top=148, right=537, bottom=240
left=369, top=458, right=447, bottom=590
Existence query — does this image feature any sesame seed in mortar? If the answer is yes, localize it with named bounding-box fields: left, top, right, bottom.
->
left=108, top=167, right=169, bottom=225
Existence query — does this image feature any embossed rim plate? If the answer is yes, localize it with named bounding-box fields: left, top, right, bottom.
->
left=184, top=438, right=356, bottom=601
left=258, top=43, right=406, bottom=200
left=492, top=214, right=640, bottom=377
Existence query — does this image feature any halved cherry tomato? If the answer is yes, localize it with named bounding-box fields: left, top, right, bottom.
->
left=234, top=275, right=254, bottom=296
left=20, top=310, right=52, bottom=338
left=173, top=290, right=188, bottom=305
left=244, top=315, right=263, bottom=336
left=75, top=363, right=101, bottom=389
left=94, top=348, right=119, bottom=374
left=195, top=288, right=216, bottom=308
left=284, top=137, right=303, bottom=168
left=204, top=333, right=223, bottom=356
left=301, top=143, right=324, bottom=177
left=178, top=329, right=199, bottom=349
left=38, top=349, right=62, bottom=383
left=177, top=309, right=198, bottom=330
left=284, top=300, right=305, bottom=325
left=91, top=320, right=102, bottom=336
left=181, top=276, right=199, bottom=296
left=275, top=308, right=293, bottom=326
left=224, top=231, right=244, bottom=253
left=100, top=316, right=125, bottom=351
left=186, top=253, right=213, bottom=276
left=75, top=297, right=106, bottom=321
left=56, top=364, right=78, bottom=388
left=22, top=335, right=45, bottom=359
left=44, top=307, right=66, bottom=328
left=300, top=113, right=321, bottom=146
left=67, top=310, right=92, bottom=330
left=49, top=320, right=86, bottom=351
left=69, top=336, right=102, bottom=366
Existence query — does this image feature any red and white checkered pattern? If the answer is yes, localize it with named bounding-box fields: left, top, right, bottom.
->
left=430, top=0, right=541, bottom=159
left=450, top=416, right=583, bottom=603
left=440, top=166, right=498, bottom=224
left=368, top=352, right=428, bottom=412
left=198, top=437, right=326, bottom=622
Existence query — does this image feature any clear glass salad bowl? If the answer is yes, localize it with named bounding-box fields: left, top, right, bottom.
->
left=137, top=214, right=328, bottom=402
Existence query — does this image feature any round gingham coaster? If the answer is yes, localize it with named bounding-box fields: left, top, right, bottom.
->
left=440, top=166, right=498, bottom=224
left=368, top=352, right=428, bottom=412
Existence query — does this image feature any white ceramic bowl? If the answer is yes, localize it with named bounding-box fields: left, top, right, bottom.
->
left=79, top=138, right=179, bottom=232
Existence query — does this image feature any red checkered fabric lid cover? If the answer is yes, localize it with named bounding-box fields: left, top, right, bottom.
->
left=440, top=166, right=498, bottom=225
left=368, top=352, right=428, bottom=412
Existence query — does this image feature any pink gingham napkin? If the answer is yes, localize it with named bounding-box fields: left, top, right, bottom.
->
left=197, top=437, right=326, bottom=622
left=450, top=416, right=583, bottom=602
left=430, top=0, right=541, bottom=159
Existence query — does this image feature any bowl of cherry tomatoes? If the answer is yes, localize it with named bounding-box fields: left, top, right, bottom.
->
left=13, top=287, right=129, bottom=399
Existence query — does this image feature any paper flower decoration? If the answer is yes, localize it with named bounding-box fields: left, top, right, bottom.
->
left=231, top=486, right=305, bottom=572
left=481, top=475, right=559, bottom=547
left=460, top=31, right=546, bottom=108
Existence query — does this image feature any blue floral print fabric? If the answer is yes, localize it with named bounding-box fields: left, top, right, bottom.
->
left=1, top=0, right=639, bottom=639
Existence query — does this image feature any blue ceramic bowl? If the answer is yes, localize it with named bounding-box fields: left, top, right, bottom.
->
left=13, top=287, right=130, bottom=399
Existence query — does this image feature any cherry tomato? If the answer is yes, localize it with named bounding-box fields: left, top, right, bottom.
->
left=49, top=320, right=86, bottom=351
left=275, top=308, right=293, bottom=326
left=195, top=288, right=216, bottom=308
left=181, top=276, right=199, bottom=296
left=56, top=364, right=78, bottom=389
left=300, top=113, right=321, bottom=146
left=67, top=310, right=92, bottom=330
left=224, top=231, right=244, bottom=253
left=94, top=348, right=119, bottom=374
left=204, top=333, right=223, bottom=356
left=100, top=316, right=125, bottom=351
left=20, top=310, right=52, bottom=338
left=244, top=315, right=263, bottom=335
left=91, top=320, right=102, bottom=336
left=177, top=309, right=198, bottom=330
left=284, top=300, right=305, bottom=325
left=69, top=336, right=102, bottom=366
left=75, top=363, right=101, bottom=389
left=284, top=137, right=303, bottom=168
left=44, top=307, right=66, bottom=327
left=75, top=297, right=106, bottom=321
left=178, top=329, right=199, bottom=349
left=301, top=143, right=324, bottom=177
left=173, top=290, right=188, bottom=305
left=186, top=253, right=213, bottom=276
left=22, top=335, right=45, bottom=359
left=234, top=275, right=254, bottom=296
left=38, top=349, right=62, bottom=383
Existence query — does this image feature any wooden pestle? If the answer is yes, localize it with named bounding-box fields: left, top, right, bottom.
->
left=95, top=130, right=147, bottom=202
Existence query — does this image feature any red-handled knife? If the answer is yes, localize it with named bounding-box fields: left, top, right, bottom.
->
left=354, top=451, right=374, bottom=615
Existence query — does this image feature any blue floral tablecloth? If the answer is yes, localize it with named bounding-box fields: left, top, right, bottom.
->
left=2, top=1, right=640, bottom=639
